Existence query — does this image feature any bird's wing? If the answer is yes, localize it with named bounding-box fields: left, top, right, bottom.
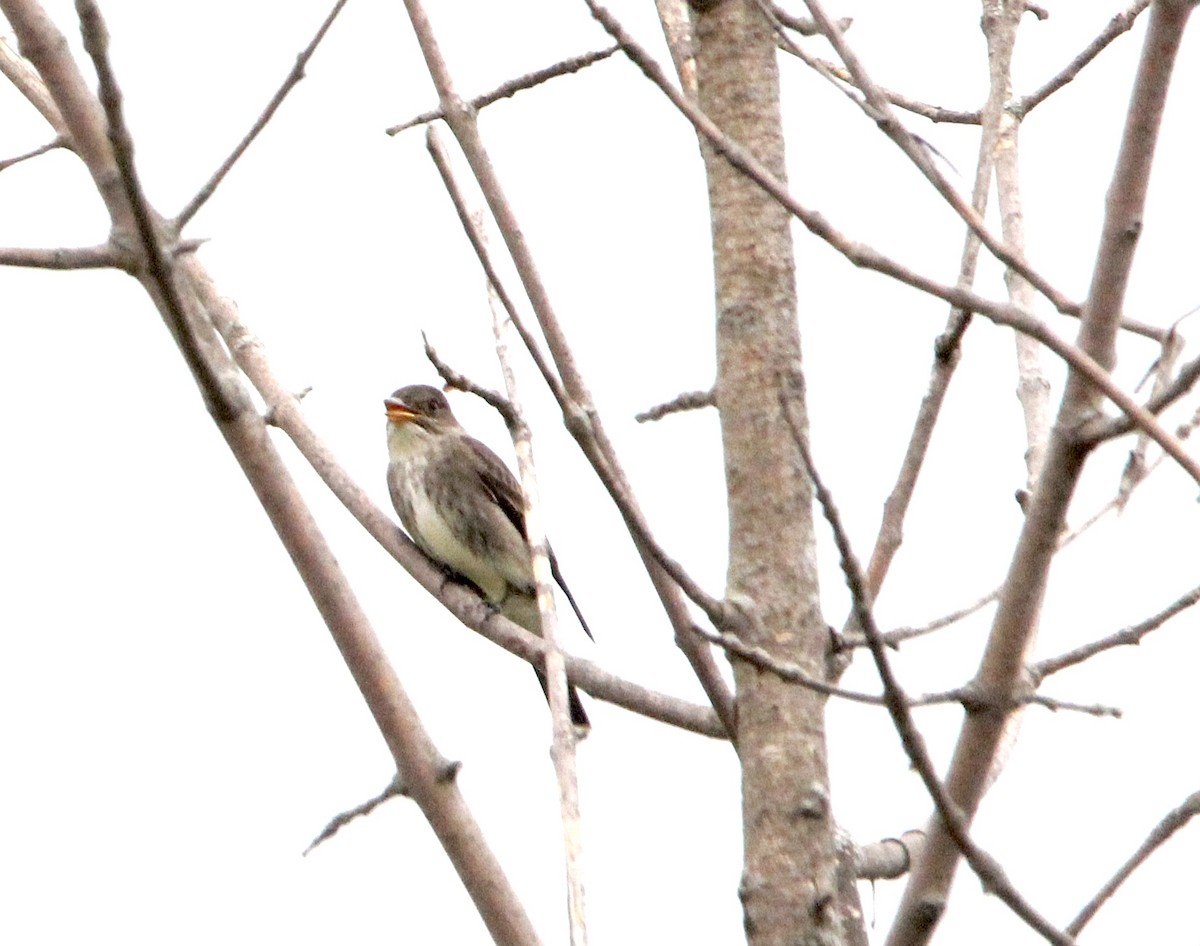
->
left=464, top=436, right=527, bottom=537
left=466, top=436, right=595, bottom=641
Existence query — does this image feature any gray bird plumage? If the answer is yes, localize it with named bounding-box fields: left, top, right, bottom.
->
left=385, top=384, right=591, bottom=728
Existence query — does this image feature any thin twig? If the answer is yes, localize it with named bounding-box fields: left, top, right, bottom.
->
left=769, top=3, right=850, bottom=36
left=701, top=619, right=1120, bottom=717
left=635, top=388, right=714, bottom=422
left=1018, top=693, right=1120, bottom=718
left=1114, top=332, right=1183, bottom=506
left=693, top=622, right=889, bottom=705
left=387, top=45, right=620, bottom=135
left=421, top=332, right=518, bottom=426
left=1031, top=581, right=1200, bottom=681
left=174, top=0, right=350, bottom=228
left=0, top=136, right=67, bottom=171
left=1066, top=791, right=1200, bottom=936
left=1013, top=0, right=1153, bottom=118
left=303, top=774, right=412, bottom=855
left=793, top=55, right=980, bottom=124
left=0, top=242, right=130, bottom=270
left=862, top=452, right=1178, bottom=653
left=871, top=589, right=1000, bottom=649
left=780, top=378, right=1078, bottom=946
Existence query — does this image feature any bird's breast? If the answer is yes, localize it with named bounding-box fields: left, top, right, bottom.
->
left=388, top=455, right=512, bottom=604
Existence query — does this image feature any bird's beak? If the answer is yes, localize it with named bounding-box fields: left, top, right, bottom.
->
left=384, top=397, right=418, bottom=423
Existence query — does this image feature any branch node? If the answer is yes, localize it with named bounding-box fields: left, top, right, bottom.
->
left=717, top=593, right=757, bottom=635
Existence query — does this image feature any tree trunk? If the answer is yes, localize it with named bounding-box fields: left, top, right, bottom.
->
left=692, top=2, right=850, bottom=943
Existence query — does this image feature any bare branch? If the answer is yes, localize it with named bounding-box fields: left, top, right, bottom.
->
left=787, top=0, right=1077, bottom=317
left=490, top=293, right=590, bottom=945
left=1017, top=693, right=1120, bottom=718
left=701, top=618, right=1120, bottom=717
left=872, top=589, right=1000, bottom=649
left=652, top=0, right=696, bottom=93
left=858, top=456, right=1177, bottom=655
left=421, top=332, right=519, bottom=427
left=304, top=773, right=413, bottom=855
left=587, top=1, right=1200, bottom=489
left=693, top=622, right=886, bottom=705
left=856, top=831, right=926, bottom=881
left=0, top=34, right=68, bottom=136
left=0, top=242, right=130, bottom=270
left=0, top=135, right=67, bottom=170
left=1107, top=313, right=1167, bottom=343
left=4, top=4, right=126, bottom=222
left=387, top=45, right=620, bottom=135
left=1113, top=332, right=1182, bottom=506
left=1080, top=346, right=1200, bottom=443
left=1014, top=0, right=1153, bottom=118
left=635, top=388, right=714, bottom=422
left=75, top=0, right=240, bottom=420
left=790, top=55, right=980, bottom=124
left=423, top=129, right=567, bottom=405
left=982, top=0, right=1052, bottom=486
left=852, top=0, right=1007, bottom=613
left=1066, top=791, right=1200, bottom=936
left=770, top=3, right=847, bottom=36
left=174, top=0, right=349, bottom=229
left=781, top=377, right=1078, bottom=946
left=791, top=2, right=1153, bottom=129
left=1031, top=581, right=1200, bottom=682
left=889, top=5, right=1197, bottom=943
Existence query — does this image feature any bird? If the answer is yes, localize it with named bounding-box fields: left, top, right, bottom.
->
left=384, top=384, right=592, bottom=729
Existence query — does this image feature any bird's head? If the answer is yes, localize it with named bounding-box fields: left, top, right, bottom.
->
left=384, top=385, right=461, bottom=453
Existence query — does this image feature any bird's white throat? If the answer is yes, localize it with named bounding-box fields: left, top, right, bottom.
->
left=386, top=419, right=433, bottom=461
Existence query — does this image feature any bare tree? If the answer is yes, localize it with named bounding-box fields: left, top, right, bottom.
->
left=3, top=1, right=1199, bottom=945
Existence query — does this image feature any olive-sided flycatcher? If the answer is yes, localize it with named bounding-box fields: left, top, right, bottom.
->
left=384, top=384, right=591, bottom=729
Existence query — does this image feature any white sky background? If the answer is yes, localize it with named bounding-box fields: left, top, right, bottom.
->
left=2, top=1, right=1199, bottom=943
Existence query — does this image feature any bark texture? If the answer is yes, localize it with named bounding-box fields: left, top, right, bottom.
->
left=692, top=2, right=845, bottom=943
